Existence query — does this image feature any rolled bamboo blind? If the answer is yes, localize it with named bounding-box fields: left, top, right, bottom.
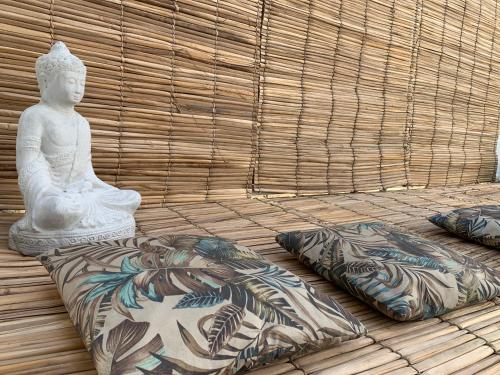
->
left=0, top=0, right=499, bottom=210
left=0, top=0, right=261, bottom=209
left=255, top=0, right=500, bottom=195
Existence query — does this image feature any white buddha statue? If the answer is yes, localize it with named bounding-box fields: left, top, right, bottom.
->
left=9, top=42, right=141, bottom=255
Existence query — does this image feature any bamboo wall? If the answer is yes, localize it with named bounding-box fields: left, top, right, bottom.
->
left=0, top=0, right=261, bottom=209
left=0, top=0, right=499, bottom=209
left=255, top=0, right=500, bottom=194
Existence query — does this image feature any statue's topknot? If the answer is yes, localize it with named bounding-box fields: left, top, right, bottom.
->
left=35, top=42, right=86, bottom=87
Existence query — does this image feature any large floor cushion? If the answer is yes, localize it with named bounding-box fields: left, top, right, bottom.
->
left=429, top=205, right=500, bottom=248
left=276, top=223, right=500, bottom=321
left=39, top=234, right=366, bottom=375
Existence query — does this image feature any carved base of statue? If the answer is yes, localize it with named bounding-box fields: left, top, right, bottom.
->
left=9, top=217, right=136, bottom=256
left=9, top=187, right=141, bottom=256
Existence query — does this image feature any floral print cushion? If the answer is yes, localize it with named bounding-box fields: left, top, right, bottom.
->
left=39, top=235, right=366, bottom=375
left=276, top=223, right=500, bottom=321
left=429, top=205, right=500, bottom=249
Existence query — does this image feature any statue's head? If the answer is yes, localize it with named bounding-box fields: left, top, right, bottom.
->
left=36, top=42, right=86, bottom=106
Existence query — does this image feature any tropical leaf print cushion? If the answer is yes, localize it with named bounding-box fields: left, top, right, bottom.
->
left=276, top=223, right=500, bottom=321
left=39, top=235, right=366, bottom=375
left=429, top=205, right=500, bottom=249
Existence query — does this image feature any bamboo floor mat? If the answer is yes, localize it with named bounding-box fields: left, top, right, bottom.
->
left=1, top=184, right=500, bottom=374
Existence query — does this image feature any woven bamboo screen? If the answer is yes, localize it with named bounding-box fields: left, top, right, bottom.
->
left=0, top=0, right=261, bottom=209
left=0, top=0, right=499, bottom=210
left=255, top=0, right=500, bottom=195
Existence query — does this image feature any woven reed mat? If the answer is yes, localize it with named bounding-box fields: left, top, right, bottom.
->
left=1, top=183, right=500, bottom=374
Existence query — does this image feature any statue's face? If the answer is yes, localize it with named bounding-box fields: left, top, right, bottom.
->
left=43, top=70, right=85, bottom=105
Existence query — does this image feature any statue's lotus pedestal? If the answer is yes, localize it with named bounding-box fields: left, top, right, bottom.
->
left=9, top=218, right=136, bottom=256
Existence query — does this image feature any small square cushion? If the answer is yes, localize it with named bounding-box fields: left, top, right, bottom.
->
left=276, top=223, right=500, bottom=321
left=39, top=234, right=365, bottom=375
left=429, top=205, right=500, bottom=249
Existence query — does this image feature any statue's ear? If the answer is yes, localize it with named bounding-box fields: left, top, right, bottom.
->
left=37, top=73, right=48, bottom=93
left=38, top=73, right=54, bottom=99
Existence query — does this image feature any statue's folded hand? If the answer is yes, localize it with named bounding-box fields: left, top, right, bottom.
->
left=34, top=193, right=85, bottom=231
left=55, top=193, right=83, bottom=214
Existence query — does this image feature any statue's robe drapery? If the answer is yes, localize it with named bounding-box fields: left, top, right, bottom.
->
left=16, top=111, right=140, bottom=233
